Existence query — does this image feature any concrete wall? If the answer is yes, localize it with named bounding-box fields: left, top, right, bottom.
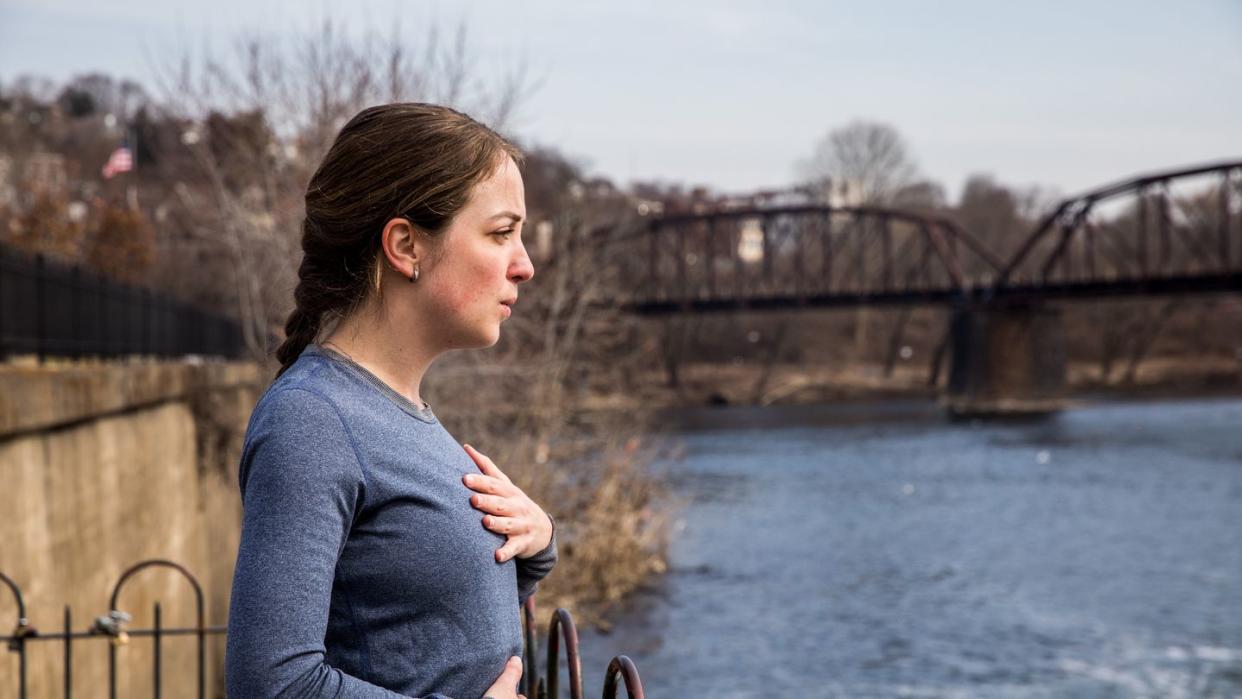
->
left=0, top=359, right=264, bottom=698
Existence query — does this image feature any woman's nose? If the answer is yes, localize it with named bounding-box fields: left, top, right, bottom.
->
left=509, top=242, right=534, bottom=283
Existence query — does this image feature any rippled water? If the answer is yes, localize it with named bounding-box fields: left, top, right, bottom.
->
left=571, top=397, right=1242, bottom=698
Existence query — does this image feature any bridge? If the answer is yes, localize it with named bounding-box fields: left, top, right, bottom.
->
left=612, top=160, right=1242, bottom=415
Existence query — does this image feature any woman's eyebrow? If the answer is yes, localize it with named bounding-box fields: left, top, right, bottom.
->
left=488, top=211, right=523, bottom=223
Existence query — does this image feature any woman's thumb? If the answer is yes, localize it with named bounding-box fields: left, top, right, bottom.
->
left=502, top=655, right=523, bottom=678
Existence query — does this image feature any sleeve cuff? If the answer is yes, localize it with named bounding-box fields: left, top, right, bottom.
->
left=526, top=512, right=557, bottom=562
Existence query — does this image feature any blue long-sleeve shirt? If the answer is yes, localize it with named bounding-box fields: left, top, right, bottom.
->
left=226, top=344, right=557, bottom=698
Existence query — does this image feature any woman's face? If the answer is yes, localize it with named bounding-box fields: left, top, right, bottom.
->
left=418, top=155, right=533, bottom=350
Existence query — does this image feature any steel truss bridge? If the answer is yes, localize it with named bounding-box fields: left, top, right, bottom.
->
left=620, top=160, right=1242, bottom=314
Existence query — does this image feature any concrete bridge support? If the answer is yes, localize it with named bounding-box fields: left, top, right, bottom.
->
left=944, top=303, right=1068, bottom=417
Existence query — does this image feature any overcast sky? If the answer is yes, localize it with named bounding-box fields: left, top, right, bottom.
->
left=2, top=0, right=1240, bottom=200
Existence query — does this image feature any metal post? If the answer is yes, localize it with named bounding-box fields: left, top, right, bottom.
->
left=3, top=571, right=31, bottom=699
left=19, top=628, right=26, bottom=699
left=1221, top=170, right=1232, bottom=270
left=143, top=289, right=152, bottom=358
left=793, top=217, right=805, bottom=300
left=733, top=220, right=744, bottom=296
left=197, top=600, right=205, bottom=699
left=1158, top=186, right=1170, bottom=275
left=70, top=266, right=80, bottom=358
left=706, top=217, right=716, bottom=298
left=109, top=628, right=117, bottom=699
left=522, top=598, right=538, bottom=699
left=947, top=228, right=958, bottom=283
left=1063, top=224, right=1074, bottom=282
left=1137, top=187, right=1148, bottom=277
left=760, top=215, right=772, bottom=289
left=676, top=224, right=687, bottom=301
left=881, top=216, right=893, bottom=292
left=153, top=603, right=161, bottom=699
left=822, top=211, right=833, bottom=294
left=35, top=253, right=46, bottom=363
left=854, top=216, right=865, bottom=293
left=98, top=272, right=106, bottom=357
left=647, top=223, right=657, bottom=302
left=1085, top=220, right=1097, bottom=280
left=64, top=606, right=72, bottom=699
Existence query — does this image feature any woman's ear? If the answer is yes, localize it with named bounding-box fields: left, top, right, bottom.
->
left=380, top=217, right=423, bottom=280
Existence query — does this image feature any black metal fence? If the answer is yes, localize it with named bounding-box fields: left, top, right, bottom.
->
left=1, top=559, right=644, bottom=699
left=0, top=246, right=246, bottom=360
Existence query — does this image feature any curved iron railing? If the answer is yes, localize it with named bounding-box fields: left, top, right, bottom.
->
left=2, top=570, right=34, bottom=697
left=1, top=559, right=225, bottom=699
left=105, top=559, right=207, bottom=699
left=543, top=606, right=584, bottom=698
left=4, top=560, right=647, bottom=699
left=602, top=655, right=645, bottom=699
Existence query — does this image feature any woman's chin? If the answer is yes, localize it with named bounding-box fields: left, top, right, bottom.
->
left=472, top=327, right=502, bottom=349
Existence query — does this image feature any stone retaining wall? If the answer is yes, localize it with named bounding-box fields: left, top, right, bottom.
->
left=0, top=359, right=265, bottom=698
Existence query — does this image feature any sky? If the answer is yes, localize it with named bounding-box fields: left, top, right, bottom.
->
left=1, top=0, right=1240, bottom=201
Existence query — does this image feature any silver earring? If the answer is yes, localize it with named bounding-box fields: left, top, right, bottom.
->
left=410, top=266, right=420, bottom=283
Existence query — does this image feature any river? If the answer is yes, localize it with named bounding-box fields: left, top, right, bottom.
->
left=570, top=396, right=1242, bottom=698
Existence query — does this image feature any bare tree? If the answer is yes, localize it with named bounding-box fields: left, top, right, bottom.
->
left=954, top=174, right=1028, bottom=268
left=798, top=120, right=921, bottom=205
left=56, top=73, right=148, bottom=121
left=798, top=120, right=932, bottom=361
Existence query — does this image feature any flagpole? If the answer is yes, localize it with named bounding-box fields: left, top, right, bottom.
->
left=126, top=124, right=138, bottom=209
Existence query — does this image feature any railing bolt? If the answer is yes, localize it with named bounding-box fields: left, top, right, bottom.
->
left=7, top=618, right=36, bottom=652
left=92, top=610, right=132, bottom=646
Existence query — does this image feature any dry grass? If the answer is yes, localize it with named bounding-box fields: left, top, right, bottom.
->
left=512, top=435, right=672, bottom=626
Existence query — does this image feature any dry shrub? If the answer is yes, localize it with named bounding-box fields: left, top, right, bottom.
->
left=4, top=190, right=86, bottom=261
left=85, top=200, right=154, bottom=283
left=429, top=398, right=673, bottom=625
left=532, top=439, right=671, bottom=625
left=464, top=427, right=672, bottom=626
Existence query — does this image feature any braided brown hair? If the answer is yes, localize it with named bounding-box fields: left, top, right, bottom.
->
left=274, top=103, right=522, bottom=378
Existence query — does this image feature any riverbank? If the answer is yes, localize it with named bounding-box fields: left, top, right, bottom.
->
left=577, top=355, right=1242, bottom=415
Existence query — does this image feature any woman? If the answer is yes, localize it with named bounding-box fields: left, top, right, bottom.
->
left=226, top=103, right=555, bottom=699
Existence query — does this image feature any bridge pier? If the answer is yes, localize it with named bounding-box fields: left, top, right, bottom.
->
left=943, top=303, right=1068, bottom=417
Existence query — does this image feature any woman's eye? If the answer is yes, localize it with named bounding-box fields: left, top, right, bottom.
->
left=493, top=229, right=515, bottom=239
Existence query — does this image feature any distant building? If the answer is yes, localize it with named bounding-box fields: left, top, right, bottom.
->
left=0, top=155, right=13, bottom=207
left=22, top=152, right=69, bottom=196
left=804, top=177, right=865, bottom=208
left=712, top=178, right=865, bottom=213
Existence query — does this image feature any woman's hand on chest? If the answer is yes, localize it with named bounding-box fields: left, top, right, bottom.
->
left=461, top=444, right=554, bottom=563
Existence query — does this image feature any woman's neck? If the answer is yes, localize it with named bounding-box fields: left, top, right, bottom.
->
left=321, top=304, right=440, bottom=408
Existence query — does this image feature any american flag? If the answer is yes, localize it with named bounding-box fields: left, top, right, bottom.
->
left=101, top=146, right=133, bottom=179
